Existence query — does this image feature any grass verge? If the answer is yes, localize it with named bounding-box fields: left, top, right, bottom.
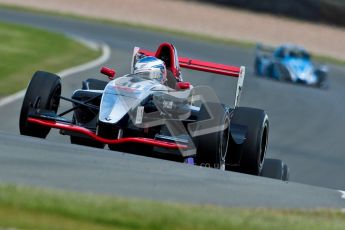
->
left=0, top=184, right=344, bottom=230
left=1, top=3, right=344, bottom=66
left=0, top=21, right=101, bottom=97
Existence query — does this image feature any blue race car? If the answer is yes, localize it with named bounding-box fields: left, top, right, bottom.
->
left=254, top=44, right=329, bottom=89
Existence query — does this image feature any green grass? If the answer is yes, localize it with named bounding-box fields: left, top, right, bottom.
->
left=1, top=3, right=344, bottom=66
left=0, top=21, right=101, bottom=97
left=0, top=184, right=344, bottom=230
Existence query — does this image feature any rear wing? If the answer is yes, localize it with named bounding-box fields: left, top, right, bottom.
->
left=134, top=48, right=245, bottom=107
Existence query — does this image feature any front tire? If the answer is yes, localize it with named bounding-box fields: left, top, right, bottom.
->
left=277, top=64, right=292, bottom=82
left=19, top=71, right=61, bottom=138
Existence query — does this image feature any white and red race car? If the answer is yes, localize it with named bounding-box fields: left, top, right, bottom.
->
left=19, top=42, right=288, bottom=180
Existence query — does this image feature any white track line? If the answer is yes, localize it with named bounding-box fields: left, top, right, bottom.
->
left=0, top=38, right=111, bottom=107
left=338, top=190, right=345, bottom=212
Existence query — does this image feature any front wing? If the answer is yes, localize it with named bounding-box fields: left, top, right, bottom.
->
left=27, top=117, right=188, bottom=150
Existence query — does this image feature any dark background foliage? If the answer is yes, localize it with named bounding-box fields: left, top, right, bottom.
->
left=192, top=0, right=345, bottom=27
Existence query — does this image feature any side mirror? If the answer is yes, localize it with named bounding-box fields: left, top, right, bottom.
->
left=176, top=81, right=190, bottom=90
left=100, top=67, right=116, bottom=80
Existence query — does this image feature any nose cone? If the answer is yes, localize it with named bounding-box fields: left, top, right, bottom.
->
left=99, top=79, right=140, bottom=124
left=286, top=59, right=315, bottom=82
left=99, top=93, right=140, bottom=124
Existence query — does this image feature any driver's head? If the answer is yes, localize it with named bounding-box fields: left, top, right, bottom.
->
left=134, top=56, right=167, bottom=83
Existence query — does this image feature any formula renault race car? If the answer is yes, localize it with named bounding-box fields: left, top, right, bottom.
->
left=254, top=44, right=329, bottom=89
left=19, top=42, right=288, bottom=180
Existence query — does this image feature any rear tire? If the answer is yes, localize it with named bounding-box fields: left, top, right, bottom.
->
left=229, top=107, right=269, bottom=175
left=19, top=71, right=61, bottom=138
left=260, top=158, right=289, bottom=181
left=195, top=103, right=230, bottom=170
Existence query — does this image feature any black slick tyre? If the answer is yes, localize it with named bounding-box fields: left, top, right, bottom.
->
left=19, top=71, right=61, bottom=138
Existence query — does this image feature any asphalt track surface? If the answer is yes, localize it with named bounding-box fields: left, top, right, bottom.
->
left=1, top=9, right=345, bottom=208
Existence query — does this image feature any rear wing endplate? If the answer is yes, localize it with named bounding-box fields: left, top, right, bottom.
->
left=133, top=47, right=245, bottom=107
